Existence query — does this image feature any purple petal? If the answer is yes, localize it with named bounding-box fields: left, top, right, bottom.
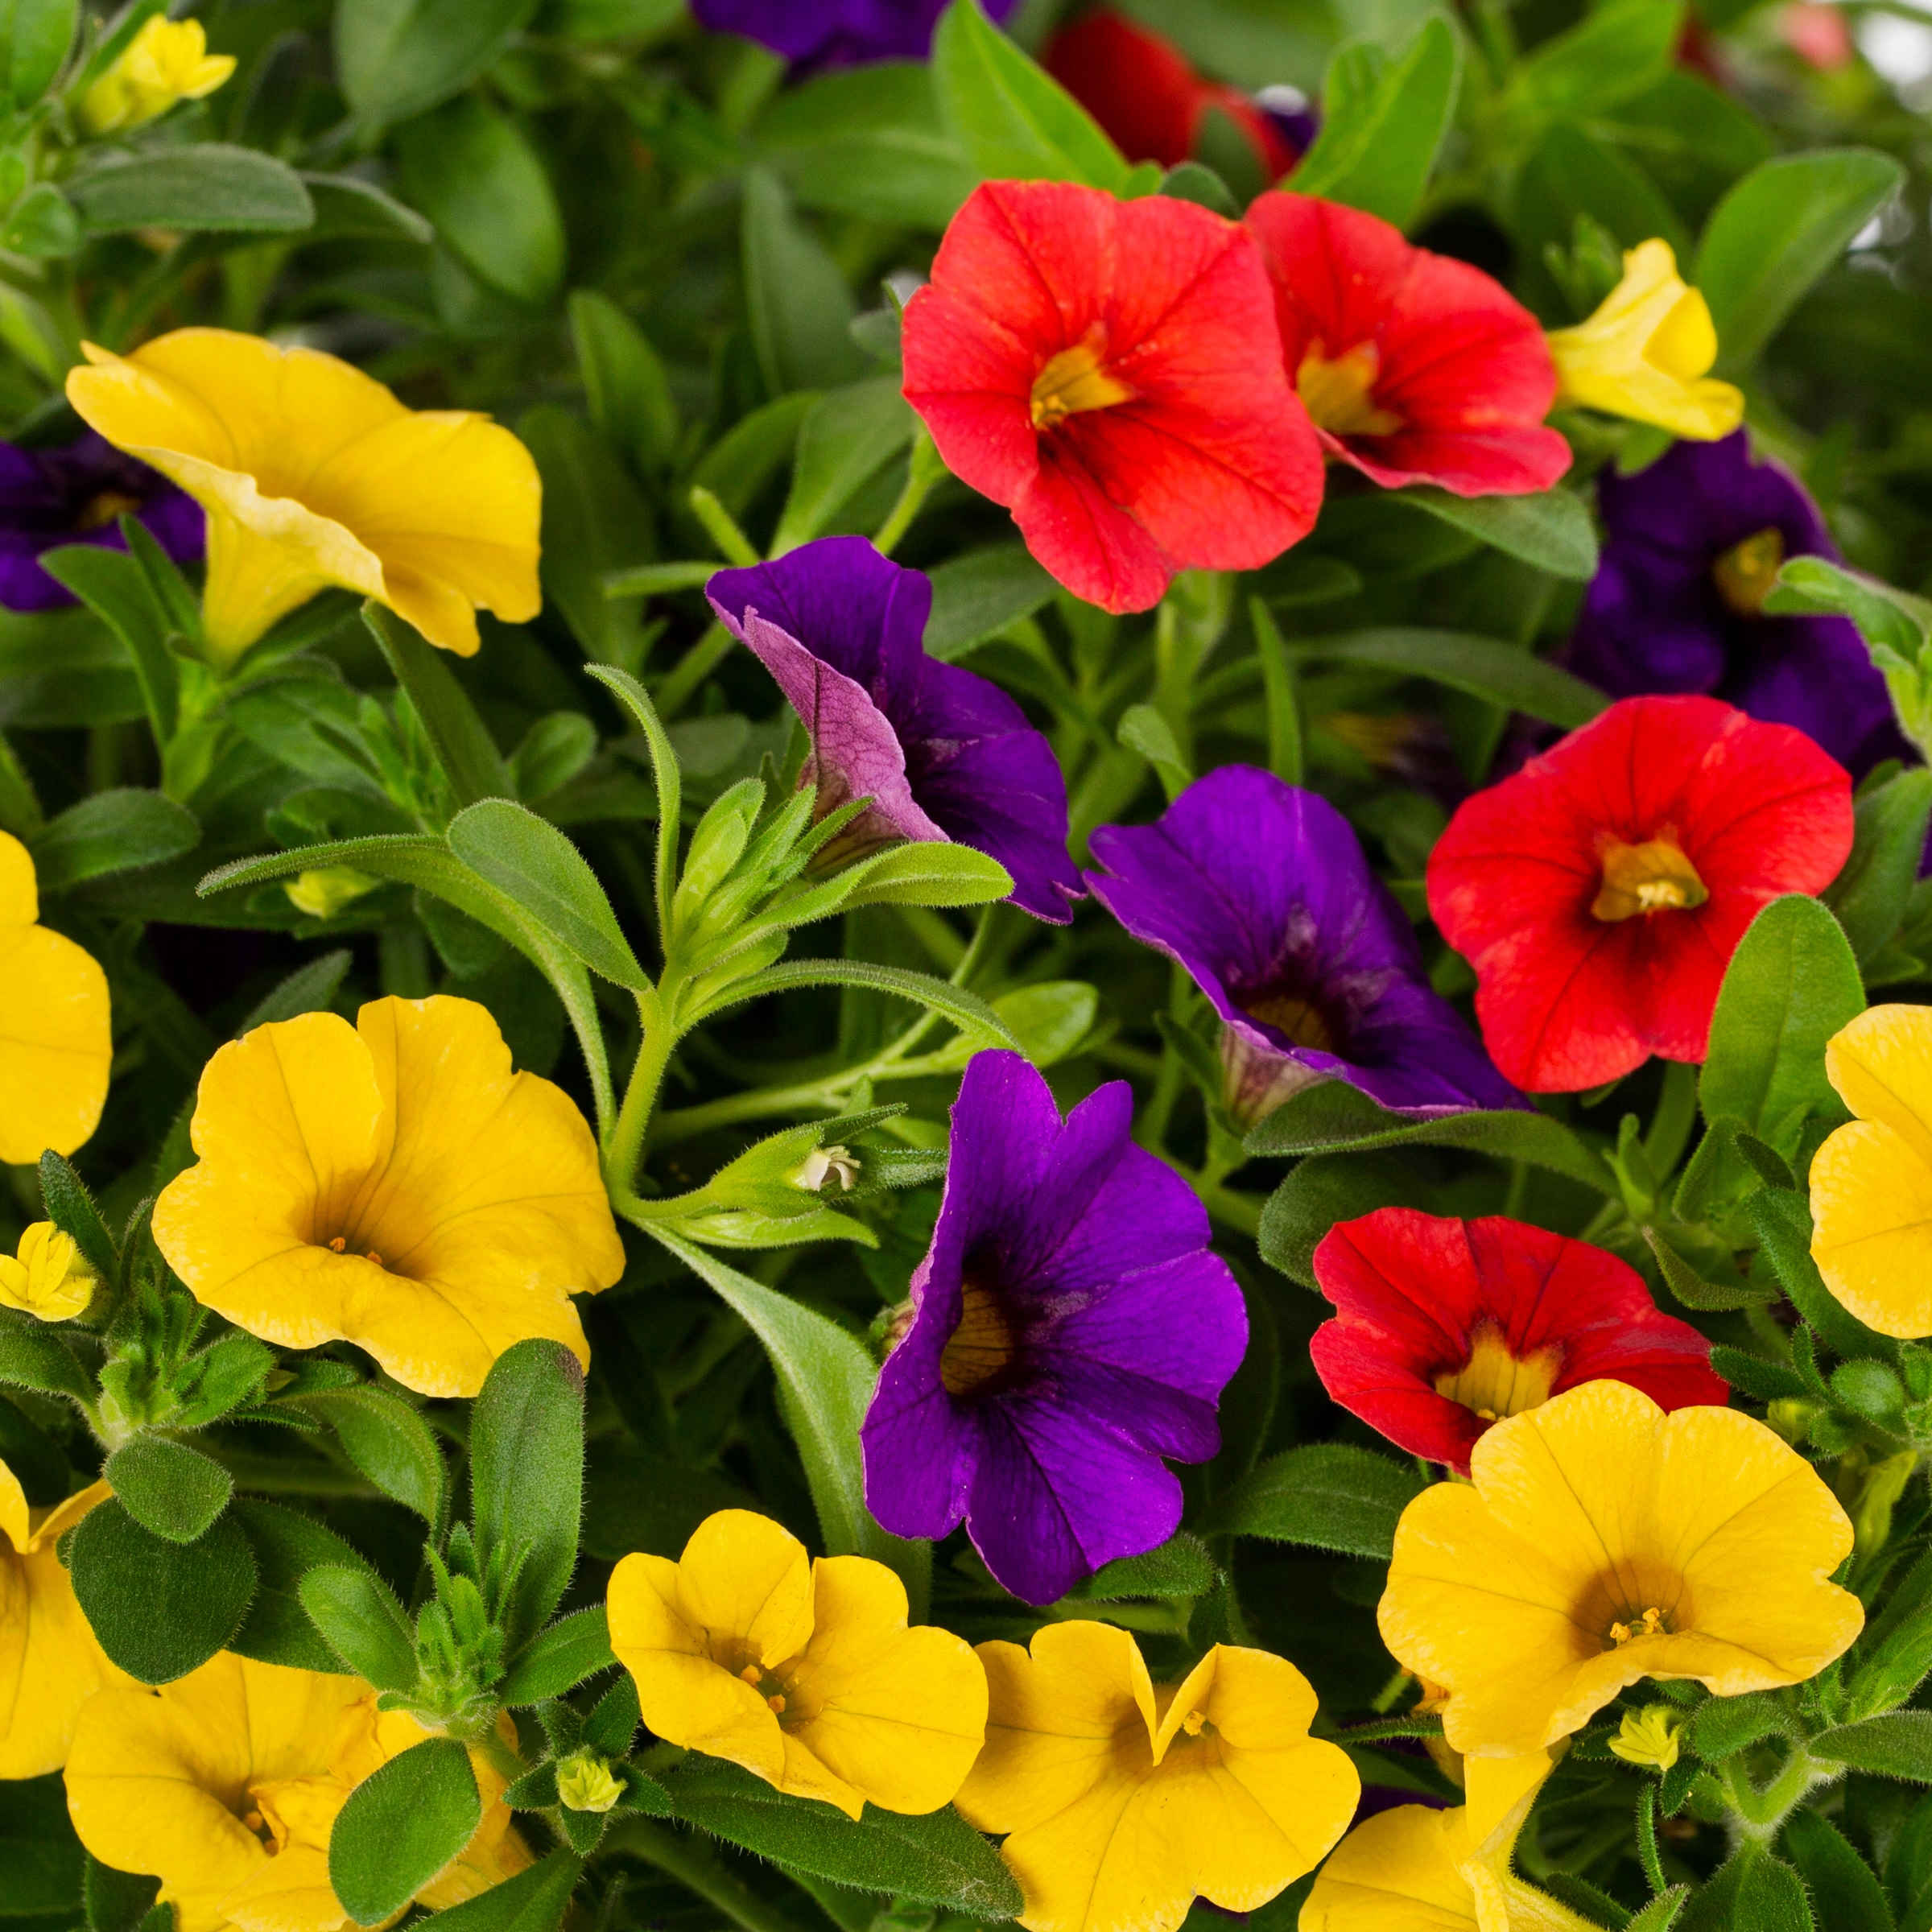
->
left=691, top=0, right=1017, bottom=66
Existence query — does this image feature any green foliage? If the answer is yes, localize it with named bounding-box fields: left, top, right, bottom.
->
left=328, top=1735, right=482, bottom=1925
left=1202, top=1443, right=1425, bottom=1558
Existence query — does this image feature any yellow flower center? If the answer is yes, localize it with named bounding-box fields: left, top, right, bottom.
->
left=1608, top=1606, right=1668, bottom=1645
left=1295, top=341, right=1404, bottom=438
left=1711, top=526, right=1786, bottom=617
left=940, top=1266, right=1021, bottom=1401
left=738, top=1661, right=791, bottom=1719
left=74, top=489, right=144, bottom=533
left=1030, top=326, right=1135, bottom=432
left=1179, top=1707, right=1209, bottom=1738
left=1591, top=832, right=1709, bottom=923
left=322, top=1233, right=386, bottom=1269
left=1237, top=987, right=1338, bottom=1052
left=1434, top=1326, right=1561, bottom=1423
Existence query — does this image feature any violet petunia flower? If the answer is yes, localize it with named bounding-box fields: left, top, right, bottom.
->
left=861, top=1049, right=1247, bottom=1605
left=0, top=432, right=202, bottom=614
left=708, top=535, right=1082, bottom=923
left=1567, top=430, right=1908, bottom=778
left=691, top=0, right=1018, bottom=68
left=1085, top=765, right=1525, bottom=1124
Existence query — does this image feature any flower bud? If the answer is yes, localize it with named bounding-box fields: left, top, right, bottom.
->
left=80, top=19, right=236, bottom=136
left=556, top=1753, right=621, bottom=1814
left=0, top=1222, right=95, bottom=1322
left=284, top=866, right=379, bottom=920
left=1608, top=1704, right=1682, bottom=1771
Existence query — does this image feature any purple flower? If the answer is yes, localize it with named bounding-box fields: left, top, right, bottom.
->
left=1567, top=430, right=1908, bottom=779
left=691, top=0, right=1018, bottom=68
left=861, top=1050, right=1247, bottom=1604
left=1085, top=765, right=1525, bottom=1123
left=708, top=536, right=1081, bottom=923
left=0, top=432, right=202, bottom=614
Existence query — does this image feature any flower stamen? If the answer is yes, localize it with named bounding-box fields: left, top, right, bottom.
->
left=1608, top=1606, right=1666, bottom=1646
left=1030, top=326, right=1136, bottom=432
left=1295, top=341, right=1404, bottom=438
left=1591, top=832, right=1709, bottom=923
left=1711, top=526, right=1786, bottom=616
left=327, top=1236, right=346, bottom=1253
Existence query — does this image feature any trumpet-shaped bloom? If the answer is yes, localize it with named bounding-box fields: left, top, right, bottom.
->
left=606, top=1508, right=986, bottom=1819
left=152, top=996, right=625, bottom=1398
left=1087, top=766, right=1523, bottom=1124
left=0, top=830, right=111, bottom=1166
left=708, top=538, right=1081, bottom=923
left=902, top=180, right=1322, bottom=614
left=64, top=1653, right=529, bottom=1932
left=0, top=1221, right=95, bottom=1321
left=861, top=1051, right=1247, bottom=1605
left=1546, top=241, right=1744, bottom=440
left=1810, top=1005, right=1932, bottom=1337
left=1, top=1467, right=127, bottom=1778
left=1245, top=192, right=1571, bottom=498
left=956, top=1620, right=1357, bottom=1932
left=1426, top=696, right=1854, bottom=1092
left=80, top=17, right=236, bottom=134
left=66, top=328, right=541, bottom=665
left=1311, top=1209, right=1727, bottom=1472
left=1379, top=1381, right=1864, bottom=1758
left=691, top=0, right=1015, bottom=67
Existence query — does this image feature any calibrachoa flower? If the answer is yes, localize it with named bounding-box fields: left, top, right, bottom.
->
left=955, top=1620, right=1357, bottom=1932
left=64, top=1653, right=530, bottom=1932
left=0, top=1221, right=95, bottom=1321
left=1810, top=1005, right=1932, bottom=1337
left=66, top=328, right=541, bottom=666
left=151, top=996, right=625, bottom=1398
left=606, top=1508, right=985, bottom=1818
left=691, top=0, right=1016, bottom=67
left=0, top=1465, right=127, bottom=1779
left=1568, top=430, right=1907, bottom=778
left=1546, top=239, right=1744, bottom=440
left=1311, top=1208, right=1727, bottom=1472
left=1426, top=695, right=1855, bottom=1092
left=1379, top=1381, right=1864, bottom=1758
left=80, top=16, right=235, bottom=134
left=0, top=432, right=202, bottom=613
left=0, top=829, right=110, bottom=1166
left=861, top=1050, right=1246, bottom=1604
left=1087, top=766, right=1523, bottom=1124
left=709, top=538, right=1081, bottom=922
left=1245, top=192, right=1571, bottom=497
left=901, top=180, right=1323, bottom=614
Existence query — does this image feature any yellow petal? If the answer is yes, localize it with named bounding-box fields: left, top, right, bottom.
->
left=0, top=919, right=111, bottom=1166
left=0, top=830, right=35, bottom=923
left=1827, top=1005, right=1932, bottom=1163
left=675, top=1509, right=818, bottom=1670
left=0, top=1457, right=25, bottom=1554
left=1299, top=1802, right=1480, bottom=1930
left=1647, top=287, right=1719, bottom=382
left=0, top=1223, right=94, bottom=1321
left=1812, top=1121, right=1932, bottom=1336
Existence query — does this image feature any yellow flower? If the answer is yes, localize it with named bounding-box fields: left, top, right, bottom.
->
left=65, top=328, right=541, bottom=667
left=283, top=866, right=380, bottom=920
left=956, top=1620, right=1358, bottom=1932
left=0, top=1220, right=94, bottom=1320
left=0, top=1463, right=129, bottom=1778
left=0, top=830, right=111, bottom=1166
left=1545, top=240, right=1744, bottom=440
left=64, top=1652, right=530, bottom=1932
left=608, top=1508, right=986, bottom=1821
left=1608, top=1704, right=1682, bottom=1772
left=80, top=18, right=237, bottom=135
left=151, top=995, right=624, bottom=1398
left=1378, top=1381, right=1862, bottom=1759
left=1811, top=1005, right=1932, bottom=1337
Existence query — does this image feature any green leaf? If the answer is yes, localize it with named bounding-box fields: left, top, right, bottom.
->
left=299, top=1565, right=419, bottom=1690
left=240, top=950, right=353, bottom=1034
left=68, top=1501, right=258, bottom=1685
left=689, top=394, right=820, bottom=524
left=302, top=173, right=436, bottom=244
left=920, top=981, right=1096, bottom=1074
left=1645, top=1223, right=1776, bottom=1311
left=334, top=0, right=539, bottom=127
left=1827, top=767, right=1932, bottom=966
left=741, top=169, right=867, bottom=396
left=301, top=1385, right=448, bottom=1525
left=1627, top=1887, right=1689, bottom=1931
left=1201, top=1443, right=1425, bottom=1559
left=1, top=0, right=75, bottom=107
left=229, top=1501, right=378, bottom=1675
left=34, top=1150, right=118, bottom=1291
left=695, top=958, right=1019, bottom=1052
left=1117, top=704, right=1192, bottom=802
left=569, top=290, right=679, bottom=477
left=1780, top=1811, right=1891, bottom=1932
left=84, top=1856, right=159, bottom=1932
left=361, top=603, right=510, bottom=805
left=1764, top=555, right=1932, bottom=658
left=101, top=1438, right=233, bottom=1546
left=1, top=182, right=78, bottom=258
left=1071, top=1533, right=1216, bottom=1602
left=1849, top=1546, right=1932, bottom=1722
left=772, top=379, right=916, bottom=555
left=1748, top=1186, right=1897, bottom=1364
left=328, top=1736, right=481, bottom=1926
left=1393, top=487, right=1599, bottom=581
left=931, top=0, right=1129, bottom=190
left=923, top=544, right=1055, bottom=661
left=68, top=147, right=315, bottom=236
left=1687, top=1689, right=1791, bottom=1762
left=1812, top=1712, right=1932, bottom=1781
left=1259, top=1150, right=1438, bottom=1289
left=0, top=1311, right=93, bottom=1406
left=835, top=840, right=1015, bottom=914
left=1500, top=0, right=1684, bottom=136
left=1680, top=1854, right=1814, bottom=1932
left=36, top=544, right=176, bottom=743
left=1698, top=150, right=1906, bottom=372
left=500, top=1605, right=616, bottom=1706
left=1297, top=627, right=1608, bottom=727
left=408, top=1849, right=582, bottom=1932
left=28, top=789, right=198, bottom=891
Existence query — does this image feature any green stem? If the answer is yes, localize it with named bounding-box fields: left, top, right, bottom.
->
left=604, top=986, right=676, bottom=1195
left=603, top=1820, right=815, bottom=1932
left=1723, top=1743, right=1827, bottom=1842
left=871, top=428, right=943, bottom=556
left=654, top=620, right=734, bottom=720
left=1137, top=963, right=1191, bottom=1152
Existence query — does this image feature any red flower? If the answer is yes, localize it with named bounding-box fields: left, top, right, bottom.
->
left=1244, top=191, right=1571, bottom=497
left=1312, top=1208, right=1728, bottom=1472
left=900, top=180, right=1323, bottom=615
left=1042, top=10, right=1298, bottom=180
left=1426, top=695, right=1854, bottom=1092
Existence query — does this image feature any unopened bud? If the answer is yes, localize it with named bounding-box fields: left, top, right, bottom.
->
left=795, top=1145, right=861, bottom=1193
left=284, top=865, right=379, bottom=920
left=556, top=1753, right=622, bottom=1814
left=1608, top=1704, right=1682, bottom=1771
left=0, top=1223, right=94, bottom=1322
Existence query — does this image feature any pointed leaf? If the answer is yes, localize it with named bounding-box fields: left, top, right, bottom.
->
left=328, top=1736, right=481, bottom=1926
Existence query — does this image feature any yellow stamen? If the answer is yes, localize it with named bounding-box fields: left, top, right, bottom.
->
left=740, top=1664, right=762, bottom=1685
left=1435, top=1327, right=1560, bottom=1423
left=365, top=1251, right=382, bottom=1267
left=327, top=1236, right=346, bottom=1253
left=1295, top=341, right=1404, bottom=438
left=941, top=1269, right=1021, bottom=1401
left=1030, top=326, right=1135, bottom=432
left=1592, top=832, right=1709, bottom=923
left=1180, top=1708, right=1207, bottom=1737
left=1608, top=1606, right=1666, bottom=1646
left=1711, top=526, right=1785, bottom=616
left=767, top=1693, right=786, bottom=1715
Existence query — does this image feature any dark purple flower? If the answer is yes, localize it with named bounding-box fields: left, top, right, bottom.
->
left=1567, top=430, right=1909, bottom=779
left=0, top=432, right=202, bottom=614
left=861, top=1050, right=1246, bottom=1604
left=1085, top=765, right=1525, bottom=1123
left=691, top=0, right=1018, bottom=68
left=708, top=536, right=1082, bottom=923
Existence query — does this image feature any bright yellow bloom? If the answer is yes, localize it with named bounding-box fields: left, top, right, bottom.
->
left=65, top=328, right=541, bottom=667
left=283, top=866, right=380, bottom=920
left=956, top=1620, right=1358, bottom=1932
left=1608, top=1704, right=1682, bottom=1772
left=64, top=1652, right=530, bottom=1932
left=80, top=18, right=236, bottom=135
left=0, top=1220, right=94, bottom=1321
left=608, top=1508, right=986, bottom=1821
left=1379, top=1381, right=1862, bottom=1759
left=0, top=1463, right=128, bottom=1778
left=1811, top=1005, right=1932, bottom=1337
left=0, top=830, right=110, bottom=1166
left=152, top=996, right=624, bottom=1397
left=1545, top=241, right=1744, bottom=440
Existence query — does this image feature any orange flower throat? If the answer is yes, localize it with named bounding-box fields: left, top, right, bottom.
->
left=1030, top=325, right=1134, bottom=431
left=1295, top=341, right=1403, bottom=438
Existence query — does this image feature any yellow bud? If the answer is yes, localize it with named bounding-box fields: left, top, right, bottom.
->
left=1607, top=1704, right=1682, bottom=1771
left=284, top=866, right=379, bottom=920
left=80, top=18, right=237, bottom=135
left=0, top=1221, right=94, bottom=1322
left=556, top=1754, right=622, bottom=1814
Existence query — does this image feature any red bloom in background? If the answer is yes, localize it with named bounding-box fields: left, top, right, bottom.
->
left=1312, top=1208, right=1728, bottom=1473
left=1245, top=192, right=1571, bottom=498
left=1042, top=10, right=1298, bottom=180
left=1427, top=695, right=1854, bottom=1092
left=902, top=180, right=1323, bottom=614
